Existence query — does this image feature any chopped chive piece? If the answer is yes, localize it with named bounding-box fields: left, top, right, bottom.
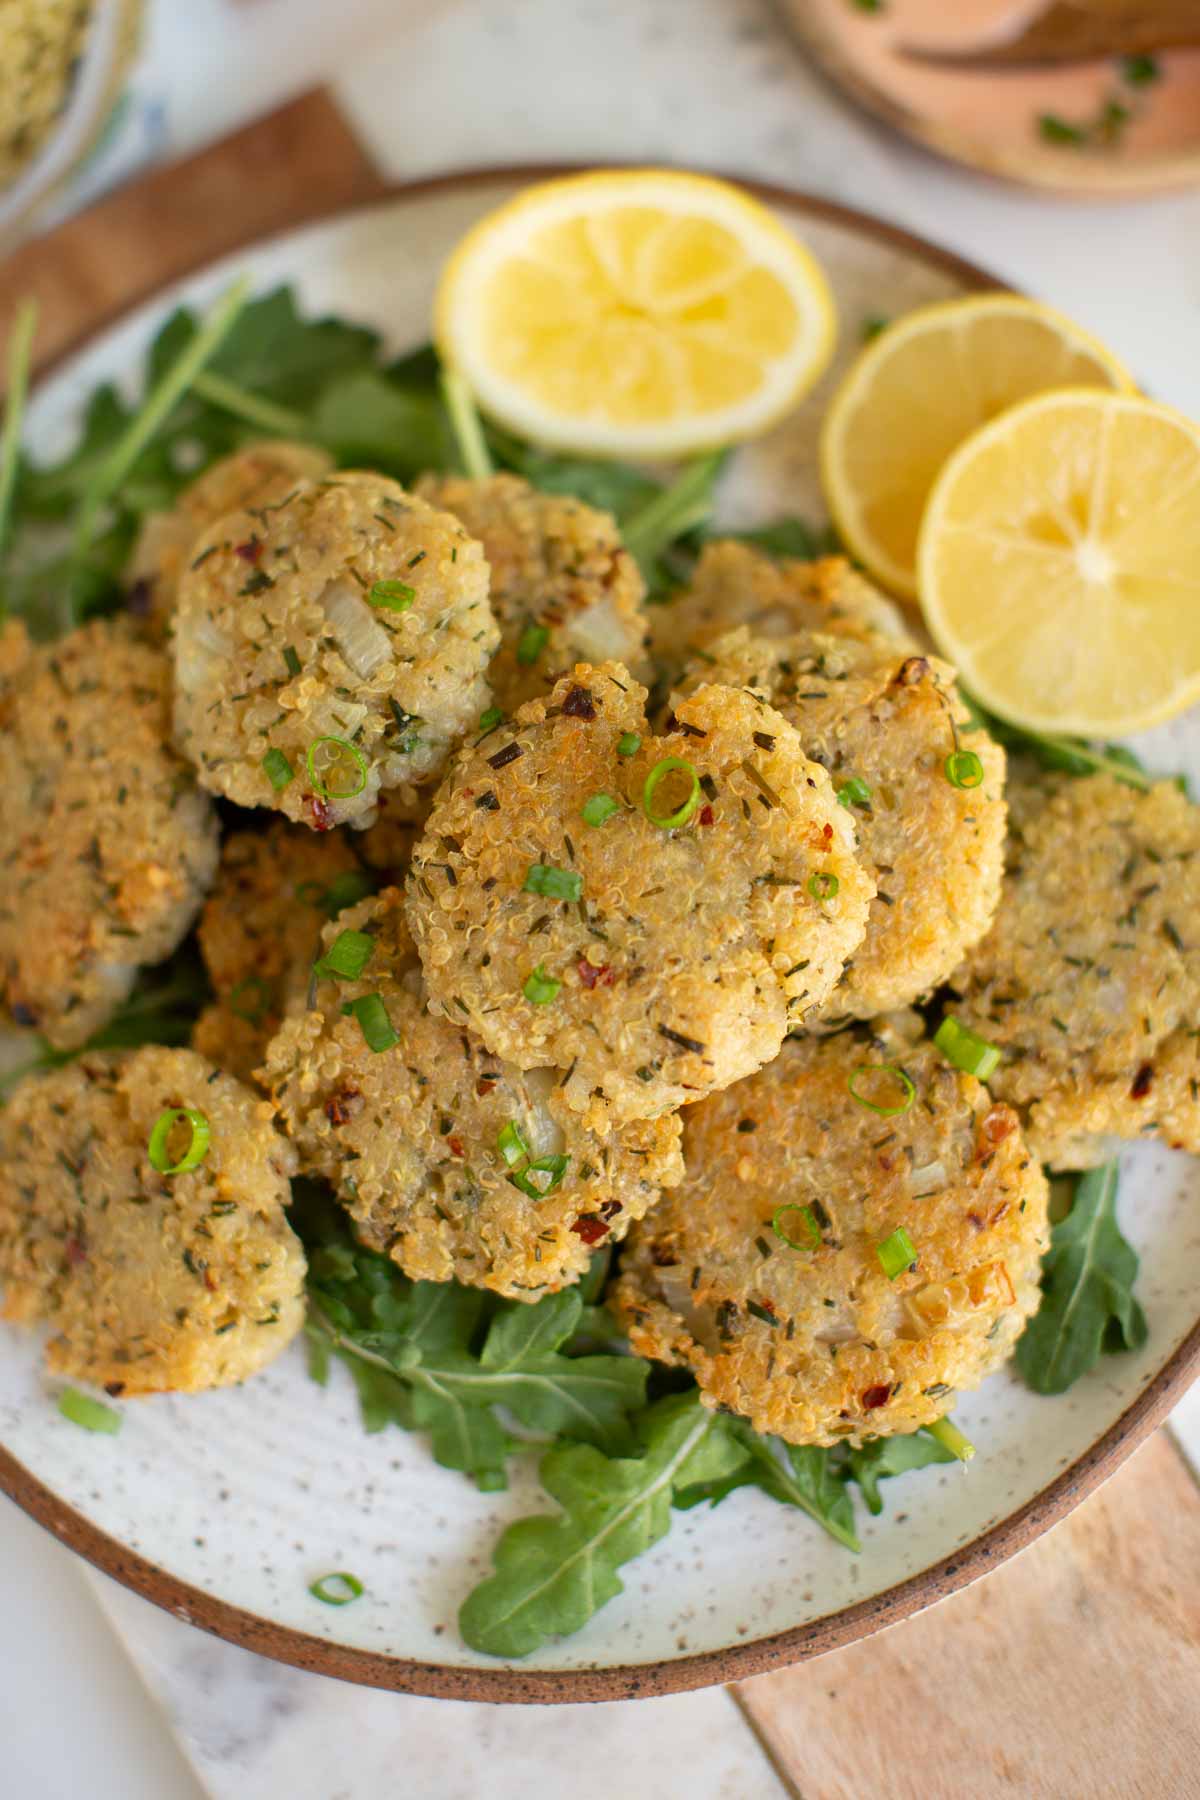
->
left=148, top=1108, right=211, bottom=1175
left=369, top=579, right=416, bottom=612
left=497, top=1120, right=530, bottom=1168
left=523, top=964, right=561, bottom=1005
left=616, top=733, right=641, bottom=758
left=643, top=757, right=700, bottom=829
left=877, top=1227, right=918, bottom=1280
left=924, top=1415, right=975, bottom=1462
left=58, top=1388, right=121, bottom=1435
left=523, top=863, right=583, bottom=902
left=837, top=777, right=872, bottom=809
left=229, top=975, right=272, bottom=1023
left=509, top=1153, right=570, bottom=1198
left=479, top=706, right=504, bottom=733
left=1121, top=53, right=1159, bottom=86
left=945, top=749, right=984, bottom=790
left=262, top=747, right=294, bottom=791
left=517, top=624, right=550, bottom=665
left=771, top=1203, right=821, bottom=1251
left=934, top=1015, right=1001, bottom=1080
left=308, top=1571, right=364, bottom=1606
left=345, top=993, right=399, bottom=1053
left=1038, top=113, right=1086, bottom=145
left=847, top=1063, right=915, bottom=1117
left=581, top=793, right=619, bottom=828
left=316, top=929, right=374, bottom=981
left=807, top=871, right=839, bottom=902
left=307, top=735, right=368, bottom=801
left=282, top=645, right=302, bottom=679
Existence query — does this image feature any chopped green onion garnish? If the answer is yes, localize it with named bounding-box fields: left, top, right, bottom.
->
left=58, top=1388, right=121, bottom=1435
left=771, top=1203, right=821, bottom=1251
left=479, top=706, right=504, bottom=733
left=616, top=733, right=641, bottom=758
left=191, top=369, right=305, bottom=437
left=581, top=793, right=619, bottom=828
left=262, top=747, right=294, bottom=791
left=877, top=1227, right=918, bottom=1280
left=229, top=975, right=272, bottom=1023
left=509, top=1153, right=570, bottom=1198
left=944, top=749, right=984, bottom=790
left=148, top=1107, right=211, bottom=1175
left=497, top=1120, right=530, bottom=1168
left=308, top=1571, right=364, bottom=1606
left=643, top=757, right=701, bottom=829
left=440, top=366, right=493, bottom=481
left=343, top=993, right=399, bottom=1053
left=523, top=964, right=561, bottom=1005
left=934, top=1015, right=1001, bottom=1080
left=307, top=735, right=368, bottom=801
left=847, top=1063, right=915, bottom=1117
left=923, top=1415, right=975, bottom=1462
left=369, top=579, right=415, bottom=612
left=517, top=623, right=550, bottom=665
left=316, top=928, right=374, bottom=981
left=282, top=644, right=302, bottom=679
left=523, top=863, right=583, bottom=902
left=808, top=871, right=839, bottom=902
left=837, top=777, right=872, bottom=809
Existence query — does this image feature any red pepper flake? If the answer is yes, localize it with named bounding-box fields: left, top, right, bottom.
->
left=103, top=1381, right=125, bottom=1398
left=64, top=1235, right=87, bottom=1267
left=448, top=1136, right=466, bottom=1159
left=896, top=656, right=930, bottom=687
left=698, top=804, right=714, bottom=826
left=1130, top=1063, right=1154, bottom=1099
left=967, top=1211, right=985, bottom=1232
left=822, top=822, right=833, bottom=841
left=325, top=1088, right=360, bottom=1127
left=862, top=1383, right=893, bottom=1410
left=305, top=794, right=336, bottom=832
left=204, top=1268, right=219, bottom=1291
left=234, top=536, right=263, bottom=564
left=979, top=1104, right=1015, bottom=1146
left=475, top=1077, right=497, bottom=1098
left=577, top=958, right=614, bottom=989
left=598, top=1200, right=623, bottom=1222
left=561, top=685, right=596, bottom=720
left=571, top=1213, right=610, bottom=1245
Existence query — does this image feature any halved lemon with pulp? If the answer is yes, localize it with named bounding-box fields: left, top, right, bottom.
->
left=918, top=388, right=1200, bottom=738
left=820, top=294, right=1134, bottom=599
left=434, top=170, right=836, bottom=459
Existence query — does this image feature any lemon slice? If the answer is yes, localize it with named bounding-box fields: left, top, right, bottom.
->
left=918, top=388, right=1200, bottom=737
left=820, top=294, right=1134, bottom=599
left=434, top=170, right=836, bottom=459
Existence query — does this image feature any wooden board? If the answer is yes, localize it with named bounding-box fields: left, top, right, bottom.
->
left=736, top=1430, right=1200, bottom=1798
left=0, top=88, right=387, bottom=391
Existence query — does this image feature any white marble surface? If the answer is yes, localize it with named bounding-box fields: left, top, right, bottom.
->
left=3, top=1, right=1200, bottom=1796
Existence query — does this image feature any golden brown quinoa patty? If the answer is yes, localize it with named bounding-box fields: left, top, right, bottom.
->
left=948, top=767, right=1200, bottom=1169
left=406, top=662, right=873, bottom=1129
left=126, top=440, right=332, bottom=642
left=0, top=617, right=218, bottom=1050
left=192, top=823, right=367, bottom=1084
left=678, top=628, right=1006, bottom=1022
left=417, top=472, right=648, bottom=712
left=0, top=0, right=91, bottom=189
left=609, top=1022, right=1049, bottom=1447
left=0, top=1047, right=305, bottom=1394
left=173, top=471, right=497, bottom=829
left=262, top=891, right=682, bottom=1299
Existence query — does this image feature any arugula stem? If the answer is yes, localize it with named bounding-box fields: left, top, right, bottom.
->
left=753, top=1438, right=861, bottom=1551
left=191, top=369, right=307, bottom=438
left=71, top=277, right=250, bottom=566
left=440, top=367, right=493, bottom=481
left=923, top=1416, right=975, bottom=1463
left=622, top=449, right=725, bottom=571
left=0, top=298, right=37, bottom=574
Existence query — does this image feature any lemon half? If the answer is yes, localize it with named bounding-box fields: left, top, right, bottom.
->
left=434, top=170, right=837, bottom=459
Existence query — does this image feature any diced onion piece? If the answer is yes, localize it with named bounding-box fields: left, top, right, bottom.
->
left=321, top=579, right=394, bottom=679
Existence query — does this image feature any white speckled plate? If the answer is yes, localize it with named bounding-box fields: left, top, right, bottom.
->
left=2, top=169, right=1198, bottom=1702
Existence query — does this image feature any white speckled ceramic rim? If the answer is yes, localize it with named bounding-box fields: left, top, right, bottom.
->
left=3, top=164, right=1198, bottom=1704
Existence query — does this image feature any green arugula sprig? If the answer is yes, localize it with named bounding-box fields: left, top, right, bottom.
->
left=1017, top=1162, right=1148, bottom=1396
left=962, top=691, right=1187, bottom=796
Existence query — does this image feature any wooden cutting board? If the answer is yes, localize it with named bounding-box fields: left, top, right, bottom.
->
left=2, top=90, right=1198, bottom=1795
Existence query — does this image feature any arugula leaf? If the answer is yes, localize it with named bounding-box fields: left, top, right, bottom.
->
left=622, top=450, right=727, bottom=586
left=459, top=1389, right=737, bottom=1657
left=674, top=1417, right=860, bottom=1551
left=300, top=1201, right=649, bottom=1487
left=1016, top=1162, right=1148, bottom=1395
left=721, top=516, right=839, bottom=560
left=962, top=692, right=1188, bottom=796
left=844, top=1430, right=956, bottom=1515
left=309, top=371, right=450, bottom=477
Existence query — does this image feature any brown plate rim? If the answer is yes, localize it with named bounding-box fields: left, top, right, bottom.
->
left=4, top=160, right=1198, bottom=1704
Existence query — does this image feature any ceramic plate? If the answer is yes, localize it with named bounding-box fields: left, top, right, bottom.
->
left=2, top=170, right=1198, bottom=1702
